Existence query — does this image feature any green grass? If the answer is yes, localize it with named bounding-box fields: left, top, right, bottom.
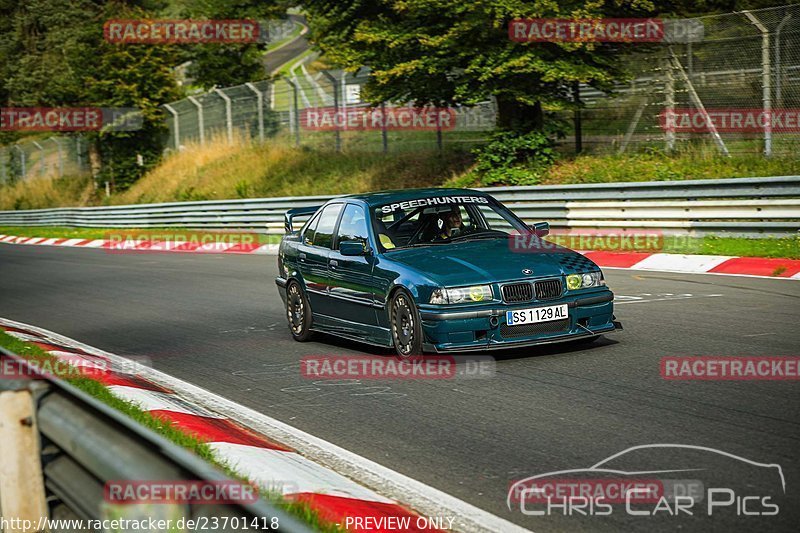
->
left=0, top=226, right=283, bottom=243
left=543, top=234, right=800, bottom=260
left=0, top=331, right=341, bottom=532
left=446, top=150, right=800, bottom=188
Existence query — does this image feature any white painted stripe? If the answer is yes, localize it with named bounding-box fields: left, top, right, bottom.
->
left=210, top=442, right=393, bottom=503
left=630, top=253, right=734, bottom=273
left=59, top=238, right=85, bottom=246
left=107, top=385, right=226, bottom=418
left=196, top=243, right=236, bottom=253
left=1, top=235, right=17, bottom=242
left=48, top=350, right=109, bottom=370
left=0, top=317, right=530, bottom=533
left=793, top=272, right=800, bottom=279
left=23, top=237, right=46, bottom=245
left=251, top=244, right=280, bottom=254
left=39, top=238, right=59, bottom=245
left=0, top=235, right=5, bottom=239
left=84, top=239, right=107, bottom=248
left=14, top=237, right=30, bottom=244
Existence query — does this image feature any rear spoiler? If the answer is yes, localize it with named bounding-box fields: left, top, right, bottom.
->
left=284, top=206, right=322, bottom=233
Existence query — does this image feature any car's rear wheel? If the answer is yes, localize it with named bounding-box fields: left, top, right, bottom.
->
left=286, top=281, right=313, bottom=342
left=390, top=289, right=423, bottom=357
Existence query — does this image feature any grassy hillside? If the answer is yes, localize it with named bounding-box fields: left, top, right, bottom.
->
left=1, top=133, right=799, bottom=210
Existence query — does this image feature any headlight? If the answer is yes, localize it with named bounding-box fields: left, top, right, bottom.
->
left=430, top=285, right=493, bottom=304
left=566, top=271, right=604, bottom=290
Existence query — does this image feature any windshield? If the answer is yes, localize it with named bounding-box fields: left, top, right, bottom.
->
left=372, top=195, right=528, bottom=250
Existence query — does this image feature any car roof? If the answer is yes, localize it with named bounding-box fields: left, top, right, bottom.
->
left=340, top=188, right=491, bottom=208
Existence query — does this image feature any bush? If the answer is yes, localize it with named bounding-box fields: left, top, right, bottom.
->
left=469, top=130, right=557, bottom=186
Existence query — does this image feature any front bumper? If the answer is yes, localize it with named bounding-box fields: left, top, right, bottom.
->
left=419, top=290, right=620, bottom=353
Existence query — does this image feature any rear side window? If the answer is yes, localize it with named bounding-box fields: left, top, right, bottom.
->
left=311, top=203, right=343, bottom=249
left=302, top=212, right=321, bottom=246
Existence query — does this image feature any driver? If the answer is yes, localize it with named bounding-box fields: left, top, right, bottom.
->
left=435, top=206, right=467, bottom=240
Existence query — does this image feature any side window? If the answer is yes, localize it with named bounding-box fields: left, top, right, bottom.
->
left=302, top=211, right=321, bottom=246
left=312, top=203, right=343, bottom=249
left=336, top=204, right=369, bottom=250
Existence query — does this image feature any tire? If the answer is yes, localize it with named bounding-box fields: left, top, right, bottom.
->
left=389, top=289, right=423, bottom=358
left=286, top=281, right=313, bottom=342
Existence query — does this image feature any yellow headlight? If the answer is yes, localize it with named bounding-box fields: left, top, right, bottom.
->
left=566, top=274, right=582, bottom=290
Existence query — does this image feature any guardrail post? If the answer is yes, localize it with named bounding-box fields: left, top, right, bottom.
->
left=188, top=96, right=205, bottom=146
left=163, top=104, right=181, bottom=150
left=245, top=82, right=265, bottom=143
left=0, top=379, right=49, bottom=529
left=214, top=88, right=234, bottom=144
left=320, top=71, right=340, bottom=152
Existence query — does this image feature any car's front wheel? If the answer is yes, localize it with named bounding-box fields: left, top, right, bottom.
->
left=390, top=289, right=423, bottom=357
left=286, top=281, right=313, bottom=342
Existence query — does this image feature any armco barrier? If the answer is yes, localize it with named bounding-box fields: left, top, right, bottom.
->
left=0, top=347, right=312, bottom=532
left=0, top=176, right=798, bottom=237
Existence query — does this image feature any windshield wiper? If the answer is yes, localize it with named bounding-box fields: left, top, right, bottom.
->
left=450, top=231, right=507, bottom=242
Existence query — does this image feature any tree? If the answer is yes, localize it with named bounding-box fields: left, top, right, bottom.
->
left=301, top=0, right=774, bottom=132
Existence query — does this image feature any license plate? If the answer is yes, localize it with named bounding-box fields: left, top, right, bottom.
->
left=506, top=304, right=568, bottom=326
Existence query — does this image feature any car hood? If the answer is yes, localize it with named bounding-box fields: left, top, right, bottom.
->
left=384, top=238, right=597, bottom=286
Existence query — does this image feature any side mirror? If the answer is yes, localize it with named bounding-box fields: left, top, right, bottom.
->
left=339, top=240, right=369, bottom=256
left=530, top=222, right=550, bottom=237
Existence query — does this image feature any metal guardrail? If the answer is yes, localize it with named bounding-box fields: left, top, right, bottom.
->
left=0, top=176, right=799, bottom=237
left=0, top=347, right=312, bottom=533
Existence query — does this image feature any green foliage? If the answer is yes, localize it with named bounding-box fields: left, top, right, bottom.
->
left=467, top=129, right=557, bottom=186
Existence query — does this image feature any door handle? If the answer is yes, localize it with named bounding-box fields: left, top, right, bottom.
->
left=299, top=252, right=306, bottom=262
left=329, top=259, right=338, bottom=270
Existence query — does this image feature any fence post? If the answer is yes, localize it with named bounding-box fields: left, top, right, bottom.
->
left=743, top=11, right=771, bottom=157
left=14, top=145, right=26, bottom=179
left=320, top=70, right=341, bottom=152
left=188, top=96, right=205, bottom=146
left=49, top=137, right=64, bottom=177
left=163, top=104, right=180, bottom=150
left=381, top=102, right=388, bottom=153
left=572, top=81, right=583, bottom=154
left=775, top=14, right=792, bottom=109
left=32, top=141, right=46, bottom=176
left=664, top=58, right=676, bottom=153
left=245, top=82, right=265, bottom=143
left=284, top=78, right=301, bottom=147
left=0, top=148, right=7, bottom=184
left=214, top=88, right=234, bottom=144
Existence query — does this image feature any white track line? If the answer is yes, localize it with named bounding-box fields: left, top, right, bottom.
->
left=0, top=317, right=530, bottom=533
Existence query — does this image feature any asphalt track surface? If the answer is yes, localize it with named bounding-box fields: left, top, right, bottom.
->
left=1, top=244, right=799, bottom=532
left=262, top=14, right=309, bottom=75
